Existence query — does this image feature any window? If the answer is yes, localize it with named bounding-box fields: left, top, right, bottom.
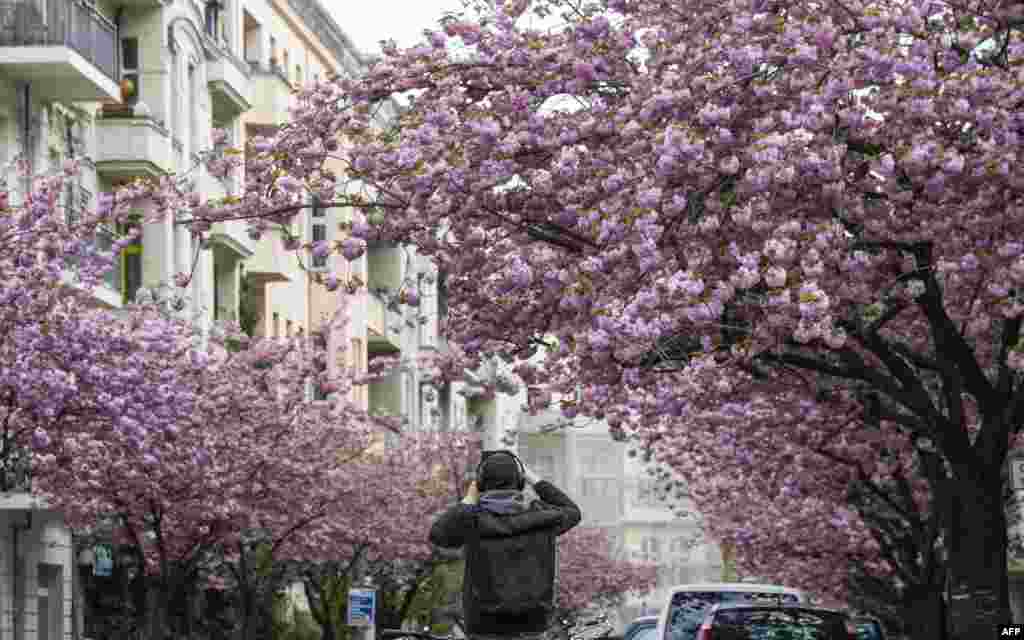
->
left=351, top=338, right=364, bottom=403
left=37, top=564, right=63, bottom=640
left=122, top=240, right=143, bottom=303
left=295, top=64, right=302, bottom=85
left=283, top=50, right=290, bottom=78
left=634, top=478, right=669, bottom=508
left=63, top=180, right=90, bottom=227
left=579, top=444, right=615, bottom=474
left=580, top=477, right=616, bottom=499
left=269, top=36, right=278, bottom=67
left=169, top=47, right=179, bottom=141
left=640, top=536, right=661, bottom=563
left=310, top=197, right=327, bottom=269
left=313, top=382, right=328, bottom=401
left=533, top=454, right=556, bottom=480
left=272, top=312, right=280, bottom=338
left=185, top=63, right=194, bottom=157
left=666, top=565, right=697, bottom=586
left=286, top=319, right=293, bottom=338
left=204, top=0, right=224, bottom=40
left=669, top=536, right=692, bottom=557
left=121, top=38, right=140, bottom=105
left=664, top=591, right=800, bottom=640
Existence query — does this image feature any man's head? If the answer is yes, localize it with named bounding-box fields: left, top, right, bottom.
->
left=478, top=451, right=524, bottom=492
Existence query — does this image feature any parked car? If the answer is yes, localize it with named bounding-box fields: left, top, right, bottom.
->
left=623, top=615, right=659, bottom=640
left=851, top=616, right=887, bottom=640
left=655, top=583, right=807, bottom=640
left=695, top=603, right=856, bottom=640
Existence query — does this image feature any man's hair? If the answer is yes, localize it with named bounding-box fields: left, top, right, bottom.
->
left=479, top=452, right=523, bottom=492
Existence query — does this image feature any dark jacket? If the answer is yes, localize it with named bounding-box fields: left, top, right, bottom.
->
left=429, top=480, right=582, bottom=635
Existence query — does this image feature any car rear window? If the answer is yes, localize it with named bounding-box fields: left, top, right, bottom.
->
left=665, top=592, right=801, bottom=640
left=710, top=608, right=848, bottom=640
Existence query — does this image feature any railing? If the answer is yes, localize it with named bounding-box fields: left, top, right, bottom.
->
left=0, top=443, right=32, bottom=492
left=0, top=0, right=118, bottom=82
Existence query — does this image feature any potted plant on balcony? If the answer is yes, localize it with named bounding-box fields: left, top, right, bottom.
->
left=120, top=78, right=136, bottom=101
left=101, top=79, right=137, bottom=118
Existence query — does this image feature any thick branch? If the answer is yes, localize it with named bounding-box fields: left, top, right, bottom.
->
left=912, top=243, right=997, bottom=409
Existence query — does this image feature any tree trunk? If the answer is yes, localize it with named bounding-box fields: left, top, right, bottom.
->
left=903, top=583, right=947, bottom=640
left=146, top=582, right=170, bottom=640
left=236, top=544, right=252, bottom=638
left=321, top=619, right=338, bottom=640
left=946, top=467, right=1011, bottom=640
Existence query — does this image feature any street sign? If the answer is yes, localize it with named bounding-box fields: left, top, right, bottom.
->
left=347, top=588, right=376, bottom=627
left=93, top=543, right=113, bottom=577
left=1012, top=458, right=1024, bottom=490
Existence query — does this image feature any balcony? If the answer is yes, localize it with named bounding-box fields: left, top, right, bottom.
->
left=94, top=116, right=172, bottom=180
left=246, top=61, right=292, bottom=127
left=0, top=0, right=120, bottom=101
left=208, top=51, right=252, bottom=121
left=368, top=291, right=401, bottom=354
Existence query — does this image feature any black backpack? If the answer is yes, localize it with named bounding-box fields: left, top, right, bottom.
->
left=466, top=524, right=558, bottom=618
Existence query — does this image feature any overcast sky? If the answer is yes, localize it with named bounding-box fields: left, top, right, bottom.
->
left=332, top=0, right=466, bottom=56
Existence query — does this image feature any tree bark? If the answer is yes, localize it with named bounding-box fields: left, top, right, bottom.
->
left=902, top=582, right=947, bottom=640
left=146, top=581, right=170, bottom=640
left=237, top=544, right=253, bottom=640
left=946, top=467, right=1011, bottom=640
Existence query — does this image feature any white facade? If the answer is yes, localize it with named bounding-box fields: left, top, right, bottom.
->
left=0, top=0, right=268, bottom=637
left=0, top=497, right=77, bottom=640
left=1, top=2, right=126, bottom=636
left=516, top=409, right=723, bottom=633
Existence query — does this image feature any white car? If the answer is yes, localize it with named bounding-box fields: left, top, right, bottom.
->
left=653, top=583, right=807, bottom=640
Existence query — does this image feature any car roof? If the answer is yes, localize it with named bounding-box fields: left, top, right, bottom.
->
left=666, top=583, right=804, bottom=596
left=713, top=603, right=848, bottom=615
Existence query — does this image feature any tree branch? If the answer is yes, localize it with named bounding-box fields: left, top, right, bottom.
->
left=911, top=242, right=997, bottom=410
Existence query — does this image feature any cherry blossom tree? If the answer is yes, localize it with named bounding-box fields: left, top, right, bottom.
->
left=288, top=430, right=479, bottom=640
left=637, top=406, right=945, bottom=637
left=28, top=288, right=399, bottom=636
left=0, top=161, right=205, bottom=491
left=555, top=526, right=658, bottom=627
left=144, top=0, right=1024, bottom=635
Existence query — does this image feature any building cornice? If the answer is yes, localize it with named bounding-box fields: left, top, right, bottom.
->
left=281, top=0, right=365, bottom=75
left=207, top=231, right=255, bottom=258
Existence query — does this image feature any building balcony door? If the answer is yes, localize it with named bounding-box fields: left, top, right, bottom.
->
left=38, top=563, right=63, bottom=640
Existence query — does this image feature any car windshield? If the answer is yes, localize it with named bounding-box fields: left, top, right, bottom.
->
left=664, top=592, right=800, bottom=640
left=710, top=609, right=849, bottom=640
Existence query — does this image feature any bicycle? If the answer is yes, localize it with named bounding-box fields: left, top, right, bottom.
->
left=380, top=617, right=614, bottom=640
left=381, top=630, right=456, bottom=640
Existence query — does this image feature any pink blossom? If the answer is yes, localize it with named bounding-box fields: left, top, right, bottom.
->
left=340, top=237, right=366, bottom=261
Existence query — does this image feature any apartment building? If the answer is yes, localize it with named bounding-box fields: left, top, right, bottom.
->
left=1, top=0, right=131, bottom=636
left=0, top=0, right=377, bottom=635
left=240, top=0, right=369, bottom=348
left=517, top=409, right=724, bottom=632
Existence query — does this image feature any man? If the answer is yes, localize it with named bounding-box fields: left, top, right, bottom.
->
left=430, top=451, right=582, bottom=640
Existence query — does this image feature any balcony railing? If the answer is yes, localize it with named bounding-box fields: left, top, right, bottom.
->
left=0, top=443, right=32, bottom=493
left=0, top=0, right=118, bottom=82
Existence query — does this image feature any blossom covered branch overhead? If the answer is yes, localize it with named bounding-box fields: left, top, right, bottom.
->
left=103, top=0, right=1023, bottom=617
